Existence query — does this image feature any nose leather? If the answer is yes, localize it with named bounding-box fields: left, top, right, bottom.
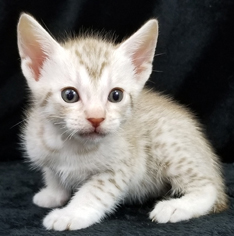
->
left=87, top=118, right=105, bottom=128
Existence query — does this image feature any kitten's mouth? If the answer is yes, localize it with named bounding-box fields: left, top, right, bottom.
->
left=79, top=130, right=106, bottom=139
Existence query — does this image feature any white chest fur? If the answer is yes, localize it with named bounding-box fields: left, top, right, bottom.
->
left=24, top=114, right=133, bottom=190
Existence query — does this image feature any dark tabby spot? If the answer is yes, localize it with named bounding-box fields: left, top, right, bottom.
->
left=40, top=91, right=52, bottom=107
left=109, top=178, right=121, bottom=191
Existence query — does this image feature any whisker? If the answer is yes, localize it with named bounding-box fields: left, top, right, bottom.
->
left=10, top=119, right=27, bottom=129
left=61, top=130, right=72, bottom=141
left=69, top=130, right=78, bottom=140
left=154, top=52, right=166, bottom=57
left=132, top=52, right=166, bottom=63
left=152, top=70, right=163, bottom=73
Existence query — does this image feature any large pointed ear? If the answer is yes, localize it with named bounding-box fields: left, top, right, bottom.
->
left=118, top=19, right=158, bottom=81
left=17, top=13, right=60, bottom=81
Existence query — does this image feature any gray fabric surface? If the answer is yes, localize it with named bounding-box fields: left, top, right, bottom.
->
left=0, top=161, right=233, bottom=235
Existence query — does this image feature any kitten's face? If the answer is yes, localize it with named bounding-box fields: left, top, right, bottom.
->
left=38, top=40, right=135, bottom=142
left=17, top=14, right=158, bottom=143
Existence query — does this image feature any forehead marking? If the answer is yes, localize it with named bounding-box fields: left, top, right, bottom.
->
left=74, top=43, right=110, bottom=80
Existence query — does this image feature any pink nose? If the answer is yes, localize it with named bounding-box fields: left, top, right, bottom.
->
left=87, top=118, right=105, bottom=128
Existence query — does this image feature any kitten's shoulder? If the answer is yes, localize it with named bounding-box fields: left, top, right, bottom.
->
left=137, top=88, right=196, bottom=121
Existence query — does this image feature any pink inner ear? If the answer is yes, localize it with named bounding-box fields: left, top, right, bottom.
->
left=25, top=42, right=47, bottom=81
left=132, top=50, right=148, bottom=74
left=132, top=40, right=154, bottom=75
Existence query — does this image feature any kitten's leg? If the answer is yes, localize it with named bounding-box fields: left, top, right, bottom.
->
left=43, top=171, right=127, bottom=231
left=150, top=182, right=217, bottom=223
left=33, top=167, right=71, bottom=208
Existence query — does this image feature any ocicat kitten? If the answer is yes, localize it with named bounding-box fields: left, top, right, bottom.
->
left=17, top=13, right=228, bottom=231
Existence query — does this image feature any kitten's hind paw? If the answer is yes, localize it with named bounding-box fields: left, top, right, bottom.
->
left=33, top=187, right=70, bottom=208
left=149, top=200, right=192, bottom=223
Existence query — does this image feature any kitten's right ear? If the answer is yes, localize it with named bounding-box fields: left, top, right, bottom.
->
left=17, top=13, right=60, bottom=81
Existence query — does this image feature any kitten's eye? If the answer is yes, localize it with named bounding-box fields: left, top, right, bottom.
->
left=108, top=88, right=123, bottom=103
left=61, top=88, right=79, bottom=103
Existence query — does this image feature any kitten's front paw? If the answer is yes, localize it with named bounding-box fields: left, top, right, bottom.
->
left=149, top=200, right=192, bottom=223
left=43, top=208, right=96, bottom=231
left=33, top=188, right=70, bottom=208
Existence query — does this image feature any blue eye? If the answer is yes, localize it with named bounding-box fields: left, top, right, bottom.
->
left=108, top=88, right=123, bottom=103
left=61, top=88, right=79, bottom=103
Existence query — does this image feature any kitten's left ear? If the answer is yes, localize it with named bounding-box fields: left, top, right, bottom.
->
left=118, top=19, right=158, bottom=82
left=17, top=13, right=61, bottom=82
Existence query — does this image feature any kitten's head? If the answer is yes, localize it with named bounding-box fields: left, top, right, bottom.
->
left=17, top=13, right=158, bottom=143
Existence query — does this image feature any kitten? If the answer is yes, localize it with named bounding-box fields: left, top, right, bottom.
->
left=17, top=13, right=228, bottom=231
